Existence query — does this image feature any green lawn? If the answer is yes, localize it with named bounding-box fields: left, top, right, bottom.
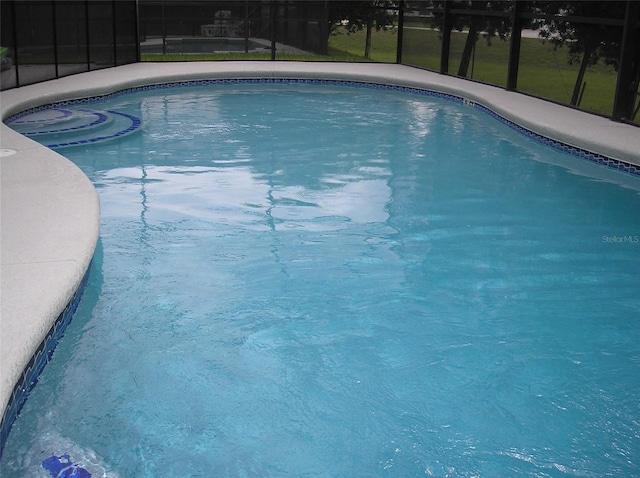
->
left=142, top=26, right=628, bottom=118
left=327, top=27, right=398, bottom=63
left=392, top=27, right=618, bottom=116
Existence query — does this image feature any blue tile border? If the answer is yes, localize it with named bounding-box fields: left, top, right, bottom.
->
left=4, top=77, right=638, bottom=176
left=471, top=102, right=640, bottom=177
left=0, top=267, right=90, bottom=459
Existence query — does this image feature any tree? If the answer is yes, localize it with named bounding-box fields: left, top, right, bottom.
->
left=328, top=1, right=398, bottom=60
left=532, top=1, right=630, bottom=106
left=430, top=1, right=513, bottom=78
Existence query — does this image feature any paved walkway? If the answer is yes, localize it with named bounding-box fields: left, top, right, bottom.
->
left=1, top=62, right=639, bottom=428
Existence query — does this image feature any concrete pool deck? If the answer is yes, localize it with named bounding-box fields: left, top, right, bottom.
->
left=1, top=61, right=639, bottom=433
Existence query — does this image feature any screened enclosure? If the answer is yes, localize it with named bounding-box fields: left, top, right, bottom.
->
left=0, top=1, right=138, bottom=89
left=1, top=1, right=638, bottom=124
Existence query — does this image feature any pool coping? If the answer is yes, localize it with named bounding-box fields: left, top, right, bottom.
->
left=1, top=61, right=639, bottom=447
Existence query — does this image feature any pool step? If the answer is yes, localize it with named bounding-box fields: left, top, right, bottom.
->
left=7, top=108, right=142, bottom=149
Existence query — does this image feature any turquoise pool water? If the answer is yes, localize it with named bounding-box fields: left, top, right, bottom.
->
left=2, top=82, right=640, bottom=477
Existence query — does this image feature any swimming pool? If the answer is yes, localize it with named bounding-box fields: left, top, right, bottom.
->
left=2, top=79, right=640, bottom=476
